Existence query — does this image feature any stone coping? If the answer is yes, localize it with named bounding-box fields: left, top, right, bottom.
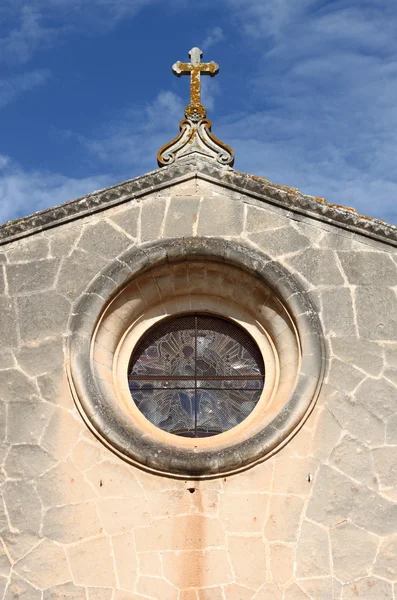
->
left=0, top=156, right=396, bottom=247
left=67, top=237, right=326, bottom=478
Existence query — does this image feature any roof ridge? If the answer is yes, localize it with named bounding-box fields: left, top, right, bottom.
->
left=0, top=158, right=396, bottom=247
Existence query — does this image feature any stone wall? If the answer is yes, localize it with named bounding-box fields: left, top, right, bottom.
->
left=0, top=178, right=397, bottom=599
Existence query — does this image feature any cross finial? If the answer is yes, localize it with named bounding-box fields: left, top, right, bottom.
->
left=172, top=47, right=219, bottom=121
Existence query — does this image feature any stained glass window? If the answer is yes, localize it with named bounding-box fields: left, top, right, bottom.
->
left=128, top=314, right=265, bottom=438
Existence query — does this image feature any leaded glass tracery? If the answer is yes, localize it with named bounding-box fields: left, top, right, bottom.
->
left=128, top=314, right=265, bottom=438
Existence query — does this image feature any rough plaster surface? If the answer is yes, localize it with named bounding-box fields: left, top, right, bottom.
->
left=0, top=177, right=396, bottom=599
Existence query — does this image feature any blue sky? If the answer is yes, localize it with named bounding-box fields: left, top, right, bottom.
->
left=1, top=0, right=397, bottom=224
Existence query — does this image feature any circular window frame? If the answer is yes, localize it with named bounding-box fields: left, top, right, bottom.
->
left=67, top=237, right=325, bottom=479
left=116, top=303, right=278, bottom=448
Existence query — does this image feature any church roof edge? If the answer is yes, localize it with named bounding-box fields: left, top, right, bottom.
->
left=0, top=157, right=396, bottom=248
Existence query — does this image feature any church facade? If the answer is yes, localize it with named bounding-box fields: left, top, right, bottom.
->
left=0, top=49, right=397, bottom=600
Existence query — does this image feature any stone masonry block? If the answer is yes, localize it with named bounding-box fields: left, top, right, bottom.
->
left=110, top=204, right=140, bottom=239
left=330, top=522, right=378, bottom=583
left=355, top=286, right=397, bottom=340
left=197, top=196, right=244, bottom=236
left=321, top=287, right=356, bottom=336
left=17, top=291, right=71, bottom=342
left=6, top=259, right=60, bottom=295
left=56, top=247, right=108, bottom=300
left=338, top=251, right=397, bottom=286
left=78, top=220, right=130, bottom=259
left=286, top=248, right=344, bottom=286
left=164, top=197, right=200, bottom=237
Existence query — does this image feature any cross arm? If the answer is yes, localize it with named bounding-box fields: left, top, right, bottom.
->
left=199, top=61, right=220, bottom=76
left=172, top=61, right=192, bottom=76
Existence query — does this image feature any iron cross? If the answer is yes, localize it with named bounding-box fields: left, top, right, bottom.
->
left=172, top=47, right=219, bottom=112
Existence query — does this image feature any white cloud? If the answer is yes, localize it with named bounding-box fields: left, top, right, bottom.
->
left=0, top=155, right=111, bottom=223
left=0, top=6, right=55, bottom=66
left=0, top=69, right=49, bottom=108
left=201, top=27, right=225, bottom=50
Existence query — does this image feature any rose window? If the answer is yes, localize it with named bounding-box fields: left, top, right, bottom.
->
left=128, top=314, right=265, bottom=438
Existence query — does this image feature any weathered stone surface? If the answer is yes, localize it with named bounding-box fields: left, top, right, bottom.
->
left=140, top=197, right=167, bottom=242
left=0, top=542, right=11, bottom=576
left=87, top=589, right=113, bottom=600
left=37, top=460, right=96, bottom=507
left=355, top=286, right=397, bottom=340
left=253, top=583, right=283, bottom=599
left=7, top=400, right=54, bottom=444
left=357, top=377, right=397, bottom=419
left=4, top=573, right=41, bottom=600
left=56, top=247, right=108, bottom=300
left=15, top=540, right=71, bottom=589
left=5, top=444, right=55, bottom=479
left=49, top=226, right=81, bottom=258
left=284, top=584, right=310, bottom=599
left=7, top=236, right=49, bottom=262
left=0, top=348, right=15, bottom=370
left=0, top=297, right=18, bottom=348
left=306, top=465, right=358, bottom=527
left=0, top=267, right=5, bottom=294
left=342, top=576, right=393, bottom=599
left=321, top=287, right=356, bottom=336
left=112, top=532, right=137, bottom=590
left=386, top=413, right=397, bottom=445
left=41, top=407, right=82, bottom=460
left=16, top=337, right=64, bottom=376
left=272, top=457, right=318, bottom=495
left=327, top=359, right=365, bottom=393
left=86, top=461, right=144, bottom=498
left=286, top=248, right=344, bottom=286
left=78, top=220, right=130, bottom=258
left=330, top=435, right=376, bottom=488
left=374, top=536, right=397, bottom=581
left=269, top=543, right=294, bottom=585
left=6, top=259, right=59, bottom=295
left=326, top=389, right=385, bottom=447
left=330, top=522, right=378, bottom=583
left=136, top=576, right=178, bottom=600
left=311, top=406, right=343, bottom=460
left=246, top=205, right=287, bottom=232
left=372, top=446, right=397, bottom=489
left=224, top=584, right=255, bottom=600
left=228, top=535, right=267, bottom=588
left=338, top=251, right=397, bottom=285
left=0, top=368, right=37, bottom=402
left=43, top=502, right=102, bottom=543
left=67, top=537, right=116, bottom=587
left=0, top=403, right=5, bottom=443
left=1, top=169, right=397, bottom=596
left=219, top=493, right=267, bottom=533
left=3, top=480, right=42, bottom=534
left=109, top=204, right=140, bottom=238
left=331, top=337, right=383, bottom=377
left=97, top=497, right=151, bottom=534
left=135, top=515, right=224, bottom=552
left=1, top=531, right=41, bottom=563
left=198, top=196, right=244, bottom=236
left=298, top=578, right=334, bottom=600
left=43, top=582, right=87, bottom=600
left=162, top=549, right=232, bottom=588
left=265, top=495, right=304, bottom=542
left=249, top=227, right=309, bottom=257
left=164, top=197, right=200, bottom=237
left=296, top=521, right=331, bottom=578
left=17, top=291, right=71, bottom=342
left=37, top=367, right=73, bottom=407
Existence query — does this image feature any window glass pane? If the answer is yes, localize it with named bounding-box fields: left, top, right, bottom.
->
left=128, top=314, right=265, bottom=438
